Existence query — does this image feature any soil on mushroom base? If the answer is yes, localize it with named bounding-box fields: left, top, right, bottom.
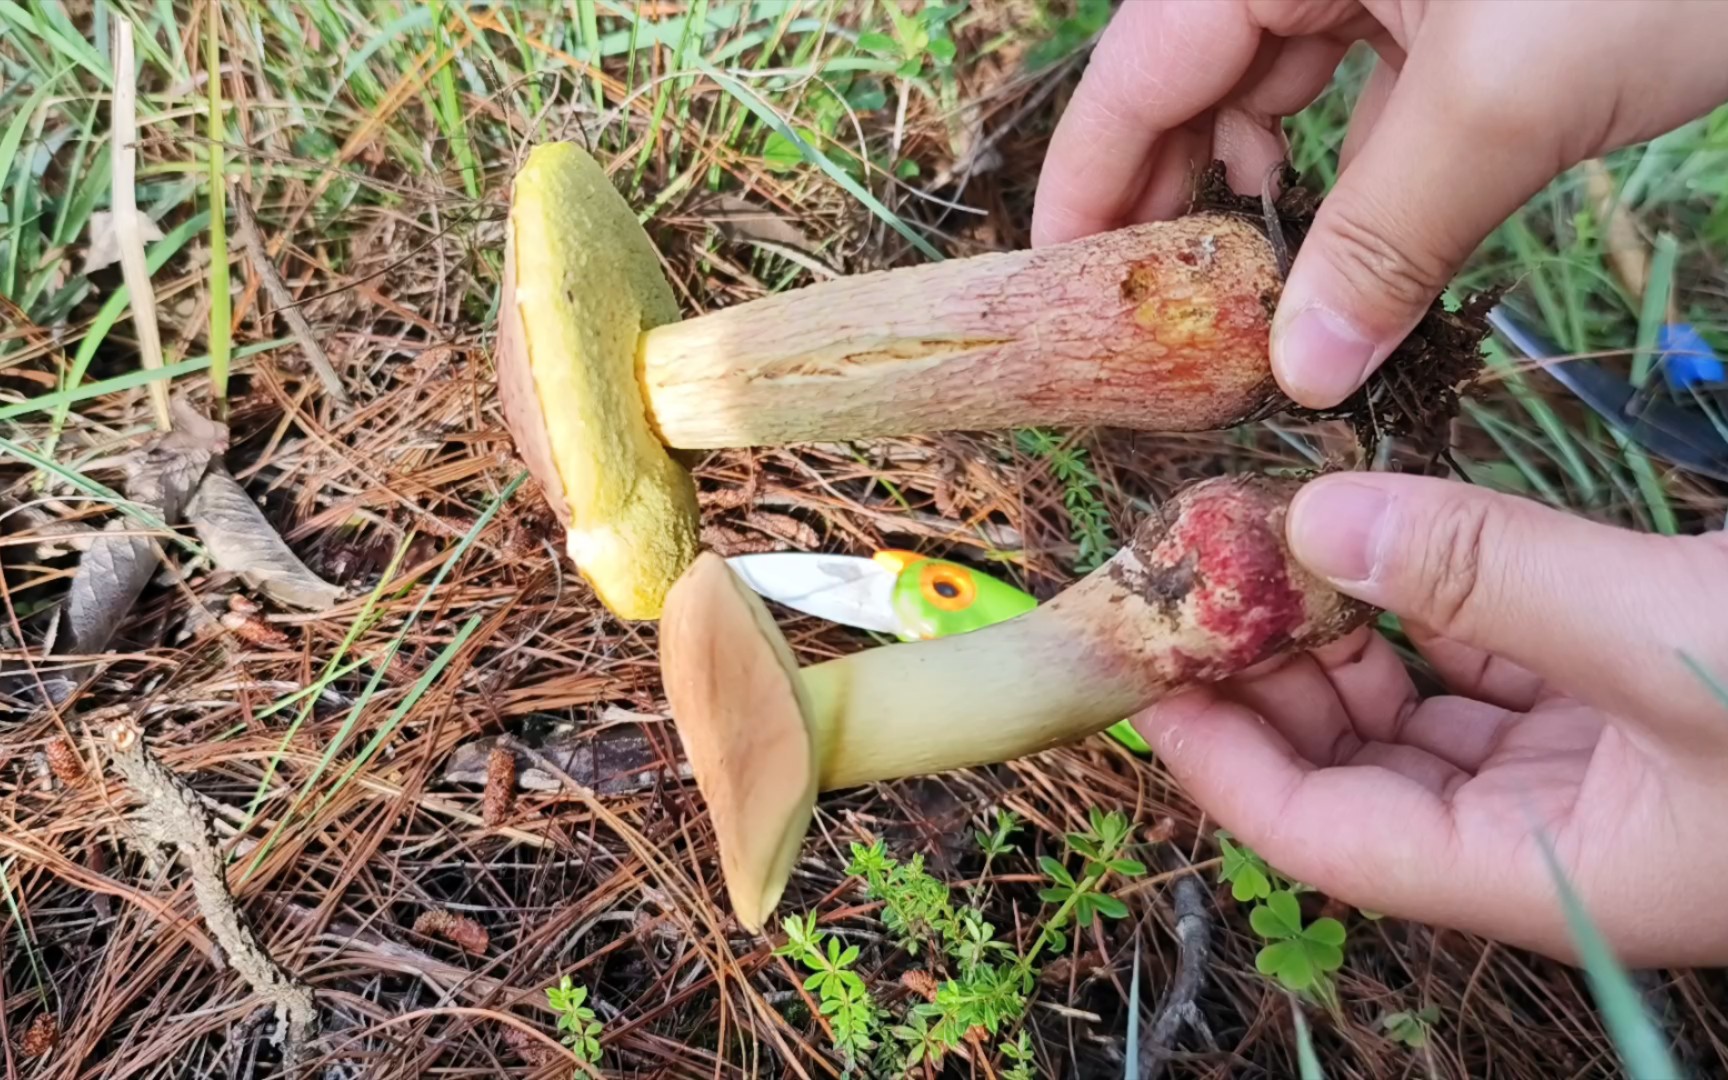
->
left=1188, top=160, right=1497, bottom=459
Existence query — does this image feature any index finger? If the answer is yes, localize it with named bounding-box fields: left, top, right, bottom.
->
left=1030, top=2, right=1263, bottom=247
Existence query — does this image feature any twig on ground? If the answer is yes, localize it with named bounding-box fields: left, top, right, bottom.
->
left=105, top=717, right=317, bottom=1072
left=109, top=17, right=171, bottom=432
left=1141, top=850, right=1216, bottom=1080
left=230, top=186, right=351, bottom=406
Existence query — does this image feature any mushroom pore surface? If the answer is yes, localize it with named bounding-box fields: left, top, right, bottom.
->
left=495, top=142, right=700, bottom=620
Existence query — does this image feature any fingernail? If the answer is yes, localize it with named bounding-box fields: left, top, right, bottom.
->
left=1288, top=479, right=1393, bottom=585
left=1274, top=305, right=1379, bottom=408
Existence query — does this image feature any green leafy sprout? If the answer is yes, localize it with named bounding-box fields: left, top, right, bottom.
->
left=546, top=975, right=603, bottom=1069
left=771, top=806, right=1146, bottom=1074
left=1216, top=832, right=1347, bottom=1005
left=1251, top=890, right=1347, bottom=996
left=1380, top=1006, right=1440, bottom=1049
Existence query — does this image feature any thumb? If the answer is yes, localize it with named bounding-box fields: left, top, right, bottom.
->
left=1270, top=47, right=1561, bottom=409
left=1287, top=473, right=1728, bottom=737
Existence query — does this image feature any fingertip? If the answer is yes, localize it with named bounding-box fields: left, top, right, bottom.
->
left=1285, top=473, right=1393, bottom=592
left=1270, top=299, right=1386, bottom=410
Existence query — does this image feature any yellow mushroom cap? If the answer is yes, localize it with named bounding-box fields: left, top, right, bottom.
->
left=659, top=552, right=819, bottom=932
left=495, top=142, right=699, bottom=620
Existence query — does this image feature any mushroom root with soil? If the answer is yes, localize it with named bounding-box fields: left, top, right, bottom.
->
left=496, top=142, right=1390, bottom=620
left=658, top=472, right=1376, bottom=932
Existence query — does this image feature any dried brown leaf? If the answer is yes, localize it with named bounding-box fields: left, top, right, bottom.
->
left=186, top=469, right=343, bottom=610
left=82, top=207, right=165, bottom=275
left=413, top=909, right=489, bottom=955
left=442, top=718, right=685, bottom=795
left=703, top=194, right=816, bottom=252
left=63, top=402, right=224, bottom=659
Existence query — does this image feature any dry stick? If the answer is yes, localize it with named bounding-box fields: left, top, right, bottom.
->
left=1140, top=850, right=1217, bottom=1080
left=104, top=718, right=317, bottom=1072
left=109, top=17, right=172, bottom=432
left=230, top=187, right=352, bottom=406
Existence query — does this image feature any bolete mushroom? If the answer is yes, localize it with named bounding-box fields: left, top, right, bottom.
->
left=658, top=472, right=1374, bottom=931
left=496, top=143, right=1296, bottom=619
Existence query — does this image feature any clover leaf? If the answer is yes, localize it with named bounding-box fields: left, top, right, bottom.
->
left=1249, top=890, right=1346, bottom=993
left=1218, top=833, right=1273, bottom=902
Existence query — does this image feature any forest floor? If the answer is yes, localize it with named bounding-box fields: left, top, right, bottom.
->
left=2, top=2, right=1726, bottom=1078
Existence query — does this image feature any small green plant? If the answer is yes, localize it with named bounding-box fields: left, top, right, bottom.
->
left=1379, top=1005, right=1440, bottom=1049
left=1250, top=890, right=1346, bottom=997
left=774, top=911, right=882, bottom=1063
left=855, top=2, right=963, bottom=79
left=1216, top=832, right=1348, bottom=1004
left=975, top=807, right=1021, bottom=859
left=1037, top=807, right=1144, bottom=939
left=546, top=976, right=603, bottom=1070
left=1217, top=831, right=1275, bottom=901
left=999, top=1030, right=1037, bottom=1080
left=1015, top=428, right=1117, bottom=571
left=771, top=806, right=1147, bottom=1074
left=1025, top=0, right=1113, bottom=70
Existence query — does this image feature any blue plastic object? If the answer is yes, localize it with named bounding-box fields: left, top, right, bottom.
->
left=1658, top=322, right=1725, bottom=392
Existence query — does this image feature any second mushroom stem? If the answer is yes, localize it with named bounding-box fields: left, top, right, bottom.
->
left=797, top=474, right=1369, bottom=791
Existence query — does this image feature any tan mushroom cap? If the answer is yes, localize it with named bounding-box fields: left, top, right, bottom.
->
left=659, top=552, right=819, bottom=932
left=495, top=142, right=700, bottom=620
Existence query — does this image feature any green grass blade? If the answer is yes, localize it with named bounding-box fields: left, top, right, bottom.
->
left=1609, top=429, right=1677, bottom=535
left=1124, top=938, right=1141, bottom=1080
left=240, top=472, right=523, bottom=877
left=693, top=58, right=945, bottom=263
left=42, top=210, right=210, bottom=457
left=315, top=612, right=482, bottom=816
left=574, top=0, right=603, bottom=109
left=238, top=534, right=413, bottom=864
left=1534, top=829, right=1683, bottom=1078
left=1291, top=997, right=1325, bottom=1080
left=0, top=433, right=202, bottom=557
left=0, top=858, right=48, bottom=1002
left=328, top=4, right=432, bottom=104
left=0, top=337, right=284, bottom=424
left=0, top=0, right=110, bottom=87
left=205, top=1, right=231, bottom=410
left=0, top=64, right=65, bottom=299
left=1631, top=232, right=1679, bottom=388
left=1679, top=650, right=1728, bottom=710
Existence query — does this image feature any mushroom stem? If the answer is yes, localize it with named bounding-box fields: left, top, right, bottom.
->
left=801, top=472, right=1364, bottom=788
left=637, top=214, right=1286, bottom=449
left=802, top=604, right=1149, bottom=791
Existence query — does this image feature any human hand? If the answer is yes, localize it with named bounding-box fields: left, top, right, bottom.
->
left=1131, top=472, right=1728, bottom=966
left=1031, top=0, right=1728, bottom=408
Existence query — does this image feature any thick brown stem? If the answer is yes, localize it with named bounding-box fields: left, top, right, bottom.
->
left=638, top=215, right=1286, bottom=449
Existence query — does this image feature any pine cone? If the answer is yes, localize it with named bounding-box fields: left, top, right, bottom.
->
left=46, top=738, right=85, bottom=787
left=21, top=1013, right=58, bottom=1058
left=482, top=746, right=516, bottom=827
left=413, top=909, right=489, bottom=956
